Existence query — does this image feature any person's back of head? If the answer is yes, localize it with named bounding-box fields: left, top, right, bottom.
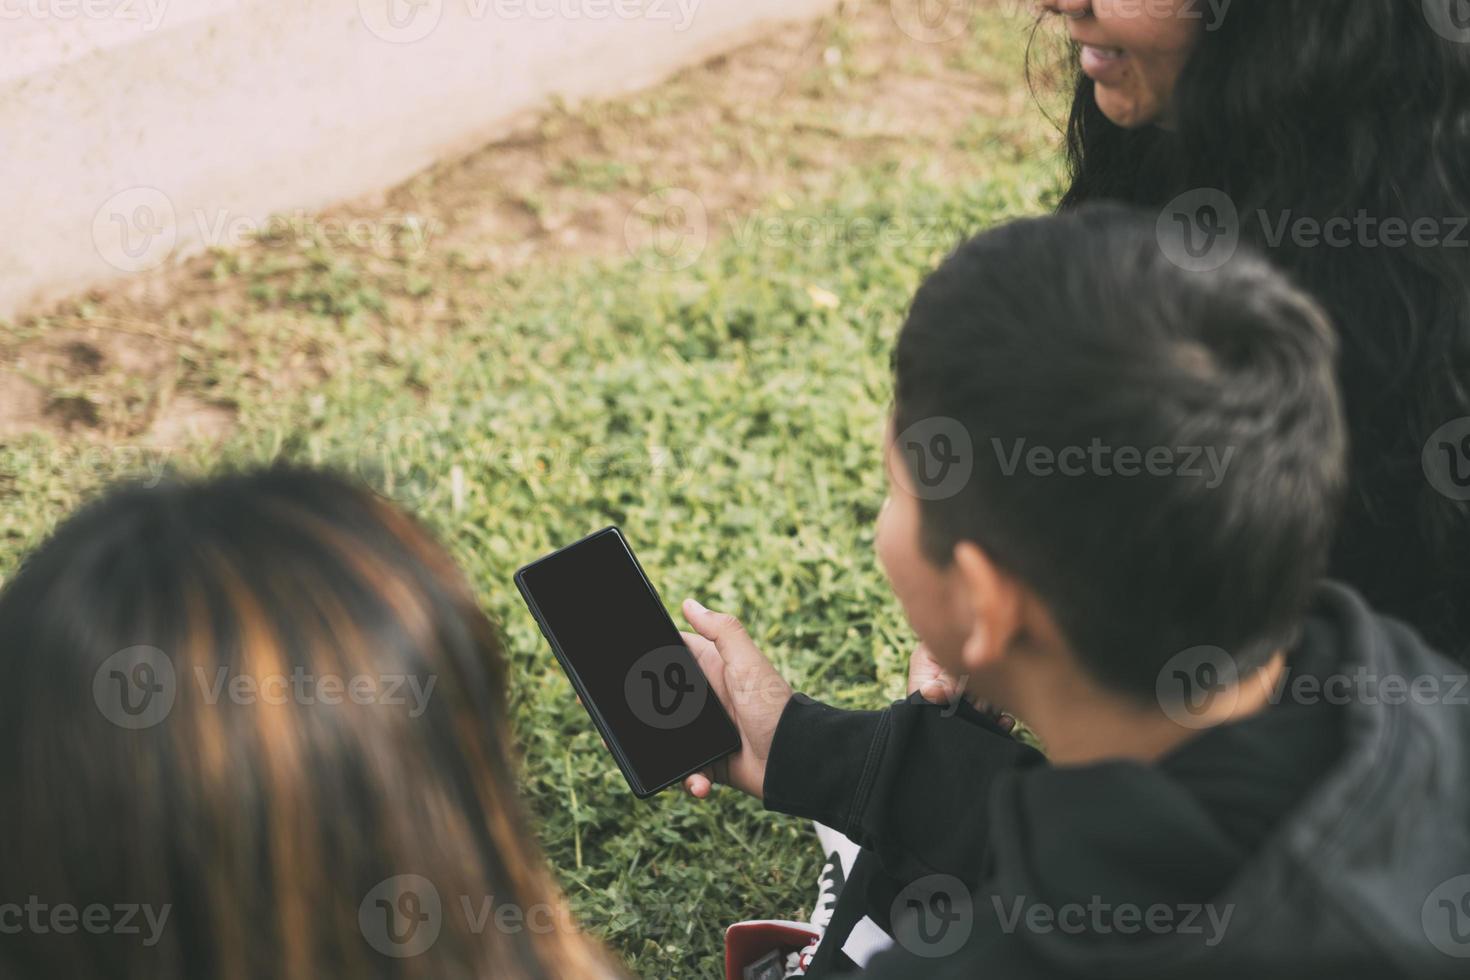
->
left=0, top=467, right=611, bottom=979
left=889, top=203, right=1347, bottom=705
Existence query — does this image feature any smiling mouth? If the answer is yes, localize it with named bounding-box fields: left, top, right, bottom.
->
left=1080, top=43, right=1125, bottom=63
left=1079, top=43, right=1127, bottom=80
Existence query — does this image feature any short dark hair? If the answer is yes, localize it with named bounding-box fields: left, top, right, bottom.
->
left=893, top=204, right=1346, bottom=699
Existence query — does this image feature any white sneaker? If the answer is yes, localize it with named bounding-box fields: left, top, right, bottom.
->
left=811, top=822, right=860, bottom=930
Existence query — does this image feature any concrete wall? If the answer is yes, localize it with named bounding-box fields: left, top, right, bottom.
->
left=1, top=0, right=839, bottom=318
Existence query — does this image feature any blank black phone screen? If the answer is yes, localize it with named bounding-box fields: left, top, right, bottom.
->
left=518, top=529, right=740, bottom=795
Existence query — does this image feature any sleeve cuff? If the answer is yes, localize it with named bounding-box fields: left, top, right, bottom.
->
left=762, top=694, right=889, bottom=832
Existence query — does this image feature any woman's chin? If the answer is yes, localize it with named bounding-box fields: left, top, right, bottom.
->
left=1094, top=86, right=1162, bottom=130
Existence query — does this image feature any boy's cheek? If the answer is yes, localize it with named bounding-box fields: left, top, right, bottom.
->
left=891, top=575, right=971, bottom=675
left=876, top=490, right=972, bottom=667
left=919, top=627, right=971, bottom=679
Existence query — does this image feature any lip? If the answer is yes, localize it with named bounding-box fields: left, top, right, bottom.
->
left=1078, top=42, right=1128, bottom=84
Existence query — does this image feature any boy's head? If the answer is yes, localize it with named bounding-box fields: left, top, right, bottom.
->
left=876, top=204, right=1346, bottom=708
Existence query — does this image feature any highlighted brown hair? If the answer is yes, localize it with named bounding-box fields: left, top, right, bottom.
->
left=0, top=467, right=613, bottom=979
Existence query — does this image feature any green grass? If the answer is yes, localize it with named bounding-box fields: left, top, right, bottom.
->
left=0, top=18, right=1064, bottom=974
left=0, top=165, right=1060, bottom=977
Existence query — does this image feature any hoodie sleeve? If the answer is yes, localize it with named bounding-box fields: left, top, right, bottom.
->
left=762, top=693, right=1046, bottom=883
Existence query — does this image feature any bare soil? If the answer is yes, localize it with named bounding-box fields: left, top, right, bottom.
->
left=0, top=0, right=1060, bottom=448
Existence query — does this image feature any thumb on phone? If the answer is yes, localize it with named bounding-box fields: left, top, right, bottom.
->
left=679, top=601, right=792, bottom=800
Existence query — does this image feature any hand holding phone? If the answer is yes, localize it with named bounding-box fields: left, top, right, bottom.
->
left=677, top=601, right=793, bottom=801
left=516, top=528, right=742, bottom=797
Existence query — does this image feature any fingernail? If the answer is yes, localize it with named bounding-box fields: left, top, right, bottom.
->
left=686, top=599, right=709, bottom=615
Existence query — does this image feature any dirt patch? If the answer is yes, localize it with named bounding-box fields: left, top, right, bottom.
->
left=0, top=373, right=46, bottom=439
left=144, top=395, right=237, bottom=449
left=1, top=0, right=1059, bottom=449
left=0, top=323, right=188, bottom=441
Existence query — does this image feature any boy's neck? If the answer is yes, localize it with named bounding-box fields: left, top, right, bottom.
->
left=1009, top=652, right=1288, bottom=767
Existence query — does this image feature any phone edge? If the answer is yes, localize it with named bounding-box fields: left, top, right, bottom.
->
left=514, top=526, right=741, bottom=799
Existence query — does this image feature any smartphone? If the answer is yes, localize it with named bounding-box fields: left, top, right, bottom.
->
left=515, top=527, right=741, bottom=798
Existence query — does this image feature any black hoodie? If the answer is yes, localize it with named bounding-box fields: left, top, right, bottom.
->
left=761, top=584, right=1470, bottom=978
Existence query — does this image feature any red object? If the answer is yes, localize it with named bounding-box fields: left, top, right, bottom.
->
left=724, top=919, right=823, bottom=980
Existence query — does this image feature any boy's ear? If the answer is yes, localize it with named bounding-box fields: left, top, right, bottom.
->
left=952, top=541, right=1024, bottom=674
